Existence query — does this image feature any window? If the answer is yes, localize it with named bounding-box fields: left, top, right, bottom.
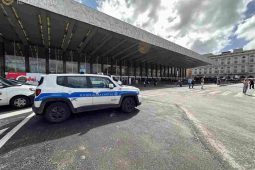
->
left=250, top=55, right=254, bottom=63
left=227, top=58, right=231, bottom=64
left=242, top=56, right=246, bottom=63
left=57, top=76, right=89, bottom=88
left=89, top=77, right=115, bottom=88
left=221, top=59, right=225, bottom=65
left=249, top=65, right=254, bottom=73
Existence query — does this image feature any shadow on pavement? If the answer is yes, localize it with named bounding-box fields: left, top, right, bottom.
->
left=0, top=109, right=139, bottom=154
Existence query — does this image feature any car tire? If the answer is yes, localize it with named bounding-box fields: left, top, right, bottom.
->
left=121, top=97, right=136, bottom=113
left=10, top=96, right=29, bottom=109
left=44, top=102, right=71, bottom=123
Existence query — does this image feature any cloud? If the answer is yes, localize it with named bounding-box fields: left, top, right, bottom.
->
left=97, top=0, right=252, bottom=54
left=235, top=15, right=255, bottom=50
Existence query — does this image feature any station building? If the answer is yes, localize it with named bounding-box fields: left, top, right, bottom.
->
left=0, top=0, right=210, bottom=83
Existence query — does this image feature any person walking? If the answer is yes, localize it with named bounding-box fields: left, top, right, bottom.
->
left=249, top=79, right=254, bottom=89
left=188, top=78, right=192, bottom=89
left=191, top=79, right=195, bottom=88
left=201, top=77, right=205, bottom=90
left=243, top=79, right=249, bottom=95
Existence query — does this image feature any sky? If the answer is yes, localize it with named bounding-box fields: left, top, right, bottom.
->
left=74, top=0, right=255, bottom=55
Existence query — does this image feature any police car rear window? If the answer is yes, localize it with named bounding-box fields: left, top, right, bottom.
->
left=57, top=76, right=89, bottom=88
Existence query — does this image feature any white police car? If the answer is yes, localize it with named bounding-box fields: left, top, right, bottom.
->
left=33, top=74, right=142, bottom=123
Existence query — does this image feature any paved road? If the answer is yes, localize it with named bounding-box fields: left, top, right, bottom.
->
left=1, top=84, right=254, bottom=170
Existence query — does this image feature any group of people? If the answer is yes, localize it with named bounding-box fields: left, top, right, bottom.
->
left=243, top=79, right=254, bottom=95
left=187, top=78, right=195, bottom=89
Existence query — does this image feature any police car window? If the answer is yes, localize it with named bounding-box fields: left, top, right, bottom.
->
left=89, top=77, right=114, bottom=88
left=57, top=76, right=88, bottom=88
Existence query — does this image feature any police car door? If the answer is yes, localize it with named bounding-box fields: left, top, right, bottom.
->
left=88, top=76, right=117, bottom=105
left=57, top=76, right=93, bottom=109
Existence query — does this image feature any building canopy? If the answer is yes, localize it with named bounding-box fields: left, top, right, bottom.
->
left=0, top=0, right=210, bottom=68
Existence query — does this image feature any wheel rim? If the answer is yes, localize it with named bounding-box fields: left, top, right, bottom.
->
left=50, top=106, right=66, bottom=120
left=13, top=98, right=27, bottom=108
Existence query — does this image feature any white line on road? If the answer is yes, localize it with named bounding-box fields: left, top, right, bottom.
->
left=234, top=92, right=243, bottom=98
left=0, top=113, right=34, bottom=149
left=208, top=91, right=221, bottom=95
left=221, top=91, right=232, bottom=96
left=0, top=128, right=9, bottom=136
left=0, top=108, right=32, bottom=120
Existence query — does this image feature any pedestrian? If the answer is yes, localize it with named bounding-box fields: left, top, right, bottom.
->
left=249, top=79, right=254, bottom=89
left=188, top=78, right=192, bottom=89
left=243, top=79, right=249, bottom=95
left=201, top=77, right=205, bottom=89
left=191, top=79, right=195, bottom=88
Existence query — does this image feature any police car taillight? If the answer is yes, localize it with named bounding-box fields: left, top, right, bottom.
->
left=35, top=89, right=41, bottom=96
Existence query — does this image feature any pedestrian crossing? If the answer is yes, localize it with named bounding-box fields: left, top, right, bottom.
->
left=142, top=88, right=255, bottom=99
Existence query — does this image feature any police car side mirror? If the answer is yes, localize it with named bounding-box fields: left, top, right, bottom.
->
left=109, top=83, right=114, bottom=89
left=117, top=80, right=122, bottom=86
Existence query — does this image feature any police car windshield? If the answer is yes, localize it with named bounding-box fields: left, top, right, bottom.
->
left=0, top=77, right=15, bottom=87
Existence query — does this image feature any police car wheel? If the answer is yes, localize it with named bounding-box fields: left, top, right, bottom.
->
left=44, top=102, right=71, bottom=123
left=121, top=97, right=136, bottom=113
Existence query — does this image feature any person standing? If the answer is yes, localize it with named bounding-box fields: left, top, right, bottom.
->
left=249, top=79, right=254, bottom=89
left=201, top=77, right=205, bottom=90
left=243, top=79, right=249, bottom=95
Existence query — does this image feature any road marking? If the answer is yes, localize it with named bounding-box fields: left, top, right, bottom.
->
left=177, top=105, right=244, bottom=170
left=0, top=128, right=8, bottom=136
left=221, top=91, right=232, bottom=96
left=0, top=113, right=34, bottom=149
left=208, top=91, right=221, bottom=95
left=197, top=90, right=210, bottom=94
left=0, top=108, right=32, bottom=120
left=234, top=92, right=243, bottom=98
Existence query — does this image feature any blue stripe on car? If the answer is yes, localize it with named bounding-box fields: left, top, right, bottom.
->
left=35, top=91, right=139, bottom=101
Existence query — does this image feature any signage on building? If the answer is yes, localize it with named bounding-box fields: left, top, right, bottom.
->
left=6, top=72, right=43, bottom=85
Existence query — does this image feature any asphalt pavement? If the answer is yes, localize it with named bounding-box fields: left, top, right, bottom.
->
left=0, top=83, right=254, bottom=170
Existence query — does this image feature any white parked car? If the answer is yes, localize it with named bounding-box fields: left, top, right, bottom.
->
left=0, top=77, right=35, bottom=108
left=33, top=74, right=142, bottom=123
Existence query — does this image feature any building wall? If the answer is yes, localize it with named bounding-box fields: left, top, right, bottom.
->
left=192, top=49, right=255, bottom=79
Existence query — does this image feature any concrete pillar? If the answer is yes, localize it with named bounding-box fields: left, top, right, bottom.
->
left=24, top=45, right=30, bottom=73
left=120, top=60, right=122, bottom=77
left=0, top=40, right=5, bottom=77
left=134, top=62, right=136, bottom=77
left=63, top=51, right=66, bottom=73
left=101, top=59, right=104, bottom=74
left=110, top=58, right=113, bottom=75
left=140, top=63, right=143, bottom=77
left=159, top=65, right=162, bottom=77
left=77, top=55, right=81, bottom=73
left=156, top=65, right=158, bottom=77
left=45, top=48, right=50, bottom=74
left=127, top=61, right=130, bottom=77
left=145, top=63, right=148, bottom=77
left=151, top=64, right=153, bottom=77
left=90, top=60, right=93, bottom=74
left=167, top=66, right=170, bottom=78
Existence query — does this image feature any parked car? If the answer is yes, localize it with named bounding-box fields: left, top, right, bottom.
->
left=33, top=74, right=142, bottom=123
left=0, top=77, right=35, bottom=108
